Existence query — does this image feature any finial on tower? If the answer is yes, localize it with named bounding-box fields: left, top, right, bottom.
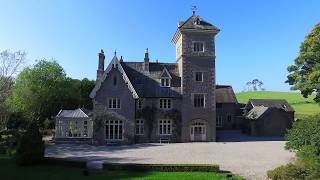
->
left=191, top=5, right=197, bottom=15
left=114, top=50, right=117, bottom=56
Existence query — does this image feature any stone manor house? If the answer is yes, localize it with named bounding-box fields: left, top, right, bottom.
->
left=55, top=13, right=294, bottom=145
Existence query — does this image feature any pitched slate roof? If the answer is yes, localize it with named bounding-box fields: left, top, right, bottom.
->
left=216, top=85, right=238, bottom=103
left=248, top=99, right=294, bottom=112
left=56, top=108, right=91, bottom=118
left=246, top=106, right=270, bottom=120
left=121, top=61, right=182, bottom=98
left=179, top=14, right=220, bottom=32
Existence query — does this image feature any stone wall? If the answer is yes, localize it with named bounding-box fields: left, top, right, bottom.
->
left=93, top=68, right=135, bottom=145
left=179, top=32, right=217, bottom=142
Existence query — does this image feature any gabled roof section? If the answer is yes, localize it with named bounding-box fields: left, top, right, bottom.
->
left=216, top=85, right=238, bottom=103
left=89, top=55, right=139, bottom=99
left=160, top=67, right=172, bottom=79
left=246, top=99, right=294, bottom=112
left=121, top=61, right=182, bottom=98
left=56, top=108, right=90, bottom=118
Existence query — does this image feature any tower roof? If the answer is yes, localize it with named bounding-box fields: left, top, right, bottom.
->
left=178, top=14, right=220, bottom=32
left=172, top=14, right=220, bottom=44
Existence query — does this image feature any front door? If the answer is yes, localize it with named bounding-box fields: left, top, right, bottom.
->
left=190, top=122, right=206, bottom=141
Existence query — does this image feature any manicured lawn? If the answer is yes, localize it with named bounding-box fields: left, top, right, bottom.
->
left=236, top=91, right=320, bottom=119
left=0, top=156, right=241, bottom=180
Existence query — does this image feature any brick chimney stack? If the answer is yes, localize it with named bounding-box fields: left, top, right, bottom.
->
left=97, top=49, right=105, bottom=80
left=143, top=48, right=149, bottom=72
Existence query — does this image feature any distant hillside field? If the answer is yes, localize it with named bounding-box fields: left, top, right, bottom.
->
left=236, top=91, right=320, bottom=119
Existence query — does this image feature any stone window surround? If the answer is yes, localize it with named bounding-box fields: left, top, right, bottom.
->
left=192, top=93, right=206, bottom=108
left=159, top=98, right=172, bottom=109
left=192, top=41, right=205, bottom=52
left=135, top=119, right=144, bottom=135
left=158, top=119, right=172, bottom=135
left=105, top=119, right=124, bottom=141
left=160, top=78, right=171, bottom=87
left=194, top=71, right=204, bottom=82
left=108, top=97, right=121, bottom=109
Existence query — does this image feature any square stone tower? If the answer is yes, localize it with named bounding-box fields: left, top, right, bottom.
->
left=172, top=13, right=220, bottom=142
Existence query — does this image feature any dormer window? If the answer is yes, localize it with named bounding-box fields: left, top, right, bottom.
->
left=160, top=67, right=172, bottom=88
left=161, top=78, right=171, bottom=87
left=193, top=42, right=204, bottom=52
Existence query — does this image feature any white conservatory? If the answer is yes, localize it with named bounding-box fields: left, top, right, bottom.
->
left=55, top=108, right=93, bottom=140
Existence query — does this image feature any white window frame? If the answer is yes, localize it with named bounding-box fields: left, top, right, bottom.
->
left=160, top=78, right=171, bottom=87
left=159, top=98, right=172, bottom=109
left=217, top=116, right=223, bottom=127
left=159, top=119, right=172, bottom=135
left=135, top=119, right=144, bottom=135
left=108, top=98, right=121, bottom=109
left=105, top=120, right=124, bottom=141
left=195, top=72, right=203, bottom=82
left=193, top=94, right=205, bottom=108
left=193, top=41, right=205, bottom=52
left=83, top=120, right=88, bottom=137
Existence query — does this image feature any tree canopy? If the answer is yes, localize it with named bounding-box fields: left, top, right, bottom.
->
left=5, top=60, right=95, bottom=127
left=6, top=60, right=67, bottom=124
left=286, top=23, right=320, bottom=102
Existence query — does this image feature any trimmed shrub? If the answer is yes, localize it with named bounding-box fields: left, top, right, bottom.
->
left=103, top=163, right=220, bottom=172
left=267, top=163, right=309, bottom=180
left=15, top=122, right=45, bottom=166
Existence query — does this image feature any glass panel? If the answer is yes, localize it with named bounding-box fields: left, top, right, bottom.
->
left=110, top=125, right=114, bottom=139
left=119, top=124, right=123, bottom=139
left=115, top=124, right=118, bottom=139
left=117, top=99, right=121, bottom=108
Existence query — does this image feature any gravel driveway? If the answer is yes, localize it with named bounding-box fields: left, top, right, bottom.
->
left=46, top=139, right=294, bottom=180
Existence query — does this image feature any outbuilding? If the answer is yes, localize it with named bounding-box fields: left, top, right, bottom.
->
left=244, top=99, right=294, bottom=136
left=55, top=108, right=93, bottom=143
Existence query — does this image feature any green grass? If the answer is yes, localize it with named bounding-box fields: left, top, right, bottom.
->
left=0, top=155, right=242, bottom=180
left=236, top=91, right=320, bottom=119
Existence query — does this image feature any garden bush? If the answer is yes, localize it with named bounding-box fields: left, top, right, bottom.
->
left=15, top=122, right=45, bottom=166
left=103, top=163, right=220, bottom=172
left=269, top=115, right=320, bottom=180
left=267, top=163, right=309, bottom=180
left=285, top=115, right=320, bottom=152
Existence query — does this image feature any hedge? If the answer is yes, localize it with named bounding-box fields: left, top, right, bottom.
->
left=103, top=163, right=220, bottom=172
left=43, top=157, right=87, bottom=168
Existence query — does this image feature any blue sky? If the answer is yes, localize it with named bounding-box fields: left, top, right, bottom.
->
left=1, top=0, right=319, bottom=92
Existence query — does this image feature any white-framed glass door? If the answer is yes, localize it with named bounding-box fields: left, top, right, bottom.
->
left=190, top=122, right=206, bottom=141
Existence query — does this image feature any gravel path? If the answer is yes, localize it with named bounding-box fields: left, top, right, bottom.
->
left=46, top=140, right=294, bottom=179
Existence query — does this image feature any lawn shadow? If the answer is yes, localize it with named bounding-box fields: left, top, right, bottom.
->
left=45, top=143, right=163, bottom=163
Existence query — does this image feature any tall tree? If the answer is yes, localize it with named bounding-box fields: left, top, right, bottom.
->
left=0, top=50, right=26, bottom=130
left=245, top=79, right=264, bottom=91
left=6, top=60, right=67, bottom=125
left=286, top=23, right=320, bottom=102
